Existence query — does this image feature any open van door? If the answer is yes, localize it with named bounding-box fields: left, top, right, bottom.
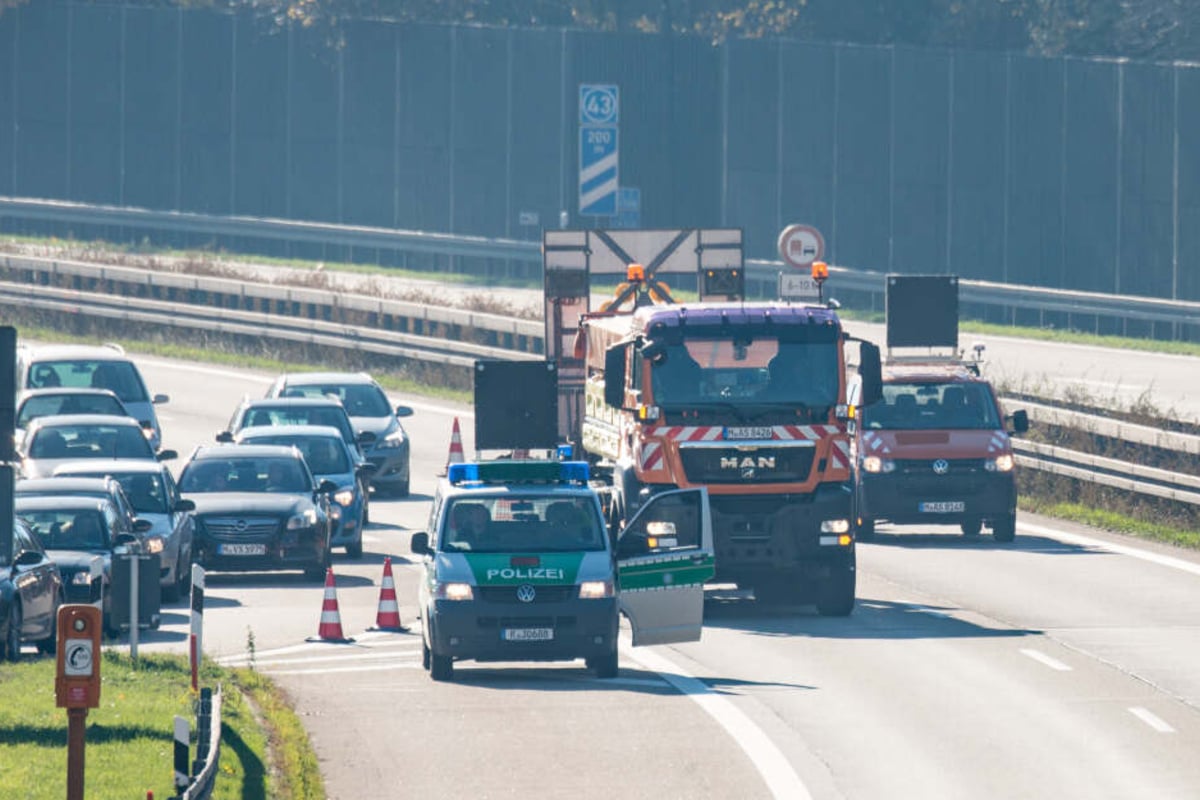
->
left=615, top=488, right=714, bottom=646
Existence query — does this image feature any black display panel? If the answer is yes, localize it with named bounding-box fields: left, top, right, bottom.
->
left=473, top=361, right=559, bottom=451
left=885, top=275, right=958, bottom=349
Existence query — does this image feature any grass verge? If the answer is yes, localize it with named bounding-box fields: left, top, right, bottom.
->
left=1020, top=496, right=1200, bottom=550
left=0, top=649, right=323, bottom=800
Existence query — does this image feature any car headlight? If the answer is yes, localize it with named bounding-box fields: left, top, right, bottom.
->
left=985, top=454, right=1015, bottom=472
left=435, top=582, right=474, bottom=601
left=144, top=535, right=165, bottom=554
left=376, top=429, right=407, bottom=450
left=862, top=456, right=895, bottom=474
left=72, top=571, right=93, bottom=586
left=286, top=509, right=319, bottom=529
left=820, top=519, right=850, bottom=534
left=578, top=580, right=614, bottom=599
left=333, top=488, right=356, bottom=507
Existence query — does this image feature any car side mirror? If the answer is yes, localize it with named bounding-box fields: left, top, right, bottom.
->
left=157, top=449, right=178, bottom=462
left=115, top=532, right=140, bottom=546
left=410, top=532, right=430, bottom=555
left=356, top=462, right=379, bottom=478
left=174, top=498, right=196, bottom=512
left=15, top=549, right=44, bottom=567
left=395, top=406, right=414, bottom=418
left=153, top=394, right=170, bottom=404
left=1010, top=409, right=1029, bottom=435
left=317, top=479, right=339, bottom=495
left=133, top=518, right=154, bottom=534
left=356, top=431, right=378, bottom=445
left=215, top=431, right=233, bottom=443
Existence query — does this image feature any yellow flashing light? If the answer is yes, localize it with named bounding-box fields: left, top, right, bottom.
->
left=627, top=263, right=646, bottom=282
left=811, top=261, right=829, bottom=281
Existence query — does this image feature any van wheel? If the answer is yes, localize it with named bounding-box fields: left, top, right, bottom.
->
left=960, top=518, right=983, bottom=537
left=430, top=651, right=454, bottom=682
left=815, top=567, right=856, bottom=617
left=587, top=646, right=619, bottom=679
left=992, top=514, right=1017, bottom=543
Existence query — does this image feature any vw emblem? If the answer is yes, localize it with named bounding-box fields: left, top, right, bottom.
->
left=516, top=584, right=537, bottom=603
left=235, top=519, right=248, bottom=531
left=932, top=459, right=950, bottom=475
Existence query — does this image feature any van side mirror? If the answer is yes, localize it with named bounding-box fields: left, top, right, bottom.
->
left=858, top=341, right=883, bottom=407
left=410, top=532, right=430, bottom=555
left=1010, top=409, right=1029, bottom=434
left=604, top=344, right=629, bottom=409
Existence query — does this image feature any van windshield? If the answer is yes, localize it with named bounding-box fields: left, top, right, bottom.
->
left=863, top=382, right=1001, bottom=431
left=441, top=496, right=605, bottom=553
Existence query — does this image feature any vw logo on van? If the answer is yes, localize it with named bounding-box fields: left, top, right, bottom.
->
left=932, top=459, right=950, bottom=475
left=516, top=584, right=537, bottom=603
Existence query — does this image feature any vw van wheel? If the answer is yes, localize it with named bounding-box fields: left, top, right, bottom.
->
left=3, top=604, right=21, bottom=662
left=960, top=518, right=983, bottom=537
left=815, top=567, right=856, bottom=617
left=992, top=514, right=1017, bottom=543
left=430, top=651, right=454, bottom=682
left=588, top=647, right=619, bottom=679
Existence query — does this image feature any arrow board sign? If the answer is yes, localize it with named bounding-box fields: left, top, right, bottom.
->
left=563, top=229, right=742, bottom=276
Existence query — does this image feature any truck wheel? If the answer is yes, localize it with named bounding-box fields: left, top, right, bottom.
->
left=815, top=567, right=856, bottom=617
left=960, top=518, right=983, bottom=537
left=430, top=651, right=454, bottom=682
left=991, top=514, right=1017, bottom=543
left=587, top=646, right=619, bottom=679
left=855, top=516, right=875, bottom=541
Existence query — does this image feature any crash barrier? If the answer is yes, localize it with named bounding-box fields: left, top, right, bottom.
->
left=3, top=196, right=1199, bottom=333
left=174, top=685, right=222, bottom=800
left=1013, top=439, right=1200, bottom=506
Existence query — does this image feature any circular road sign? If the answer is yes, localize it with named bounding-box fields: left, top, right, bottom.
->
left=778, top=224, right=825, bottom=269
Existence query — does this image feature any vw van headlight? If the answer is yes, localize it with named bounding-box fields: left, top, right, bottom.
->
left=862, top=456, right=895, bottom=474
left=578, top=580, right=614, bottom=599
left=435, top=582, right=474, bottom=601
left=985, top=454, right=1015, bottom=472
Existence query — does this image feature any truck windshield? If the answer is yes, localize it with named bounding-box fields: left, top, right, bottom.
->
left=650, top=339, right=839, bottom=408
left=862, top=382, right=1001, bottom=430
left=442, top=496, right=605, bottom=553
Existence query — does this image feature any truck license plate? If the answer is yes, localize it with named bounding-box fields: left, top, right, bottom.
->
left=503, top=627, right=553, bottom=642
left=219, top=543, right=267, bottom=556
left=919, top=501, right=966, bottom=513
left=725, top=426, right=774, bottom=440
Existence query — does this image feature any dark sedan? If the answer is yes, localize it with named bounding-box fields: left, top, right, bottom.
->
left=178, top=445, right=336, bottom=580
left=1, top=516, right=64, bottom=661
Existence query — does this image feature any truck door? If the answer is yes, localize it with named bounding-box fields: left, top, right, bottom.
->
left=615, top=487, right=714, bottom=646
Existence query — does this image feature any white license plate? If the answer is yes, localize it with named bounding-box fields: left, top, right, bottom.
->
left=725, top=426, right=774, bottom=440
left=919, top=501, right=966, bottom=513
left=219, top=543, right=267, bottom=556
left=503, top=627, right=554, bottom=642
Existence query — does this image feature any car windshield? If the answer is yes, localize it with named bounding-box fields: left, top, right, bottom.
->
left=181, top=457, right=310, bottom=494
left=20, top=509, right=110, bottom=550
left=441, top=496, right=604, bottom=553
left=28, top=423, right=154, bottom=460
left=650, top=339, right=840, bottom=409
left=247, top=436, right=350, bottom=475
left=26, top=359, right=149, bottom=403
left=16, top=393, right=126, bottom=428
left=862, top=382, right=1002, bottom=431
left=239, top=406, right=355, bottom=444
left=53, top=471, right=168, bottom=514
left=281, top=384, right=392, bottom=417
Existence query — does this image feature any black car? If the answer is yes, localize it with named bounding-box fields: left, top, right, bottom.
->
left=1, top=516, right=65, bottom=661
left=178, top=445, right=337, bottom=580
left=15, top=495, right=152, bottom=637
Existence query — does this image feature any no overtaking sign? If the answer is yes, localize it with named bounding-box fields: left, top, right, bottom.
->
left=778, top=224, right=825, bottom=269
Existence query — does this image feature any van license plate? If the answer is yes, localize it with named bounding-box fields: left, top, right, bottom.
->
left=219, top=543, right=267, bottom=556
left=725, top=427, right=774, bottom=440
left=919, top=501, right=965, bottom=513
left=503, top=628, right=553, bottom=642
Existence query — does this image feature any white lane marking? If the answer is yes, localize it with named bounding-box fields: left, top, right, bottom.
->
left=220, top=643, right=422, bottom=668
left=213, top=632, right=416, bottom=663
left=622, top=644, right=813, bottom=800
left=269, top=662, right=424, bottom=676
left=1020, top=648, right=1072, bottom=672
left=1019, top=522, right=1200, bottom=578
left=1129, top=707, right=1175, bottom=733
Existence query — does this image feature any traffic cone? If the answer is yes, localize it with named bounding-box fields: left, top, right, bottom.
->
left=370, top=557, right=407, bottom=632
left=308, top=567, right=353, bottom=643
left=445, top=417, right=465, bottom=470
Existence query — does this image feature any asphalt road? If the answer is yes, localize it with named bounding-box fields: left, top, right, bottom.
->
left=123, top=339, right=1200, bottom=800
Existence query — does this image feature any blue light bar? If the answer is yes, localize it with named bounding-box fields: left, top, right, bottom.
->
left=448, top=460, right=590, bottom=486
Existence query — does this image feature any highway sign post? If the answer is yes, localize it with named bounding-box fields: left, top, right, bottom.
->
left=579, top=84, right=619, bottom=218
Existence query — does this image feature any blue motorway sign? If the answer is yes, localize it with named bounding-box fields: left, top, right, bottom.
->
left=579, top=125, right=618, bottom=217
left=580, top=84, right=619, bottom=125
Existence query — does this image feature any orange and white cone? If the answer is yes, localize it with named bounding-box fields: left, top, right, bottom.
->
left=445, top=417, right=465, bottom=471
left=309, top=567, right=353, bottom=643
left=371, top=557, right=407, bottom=632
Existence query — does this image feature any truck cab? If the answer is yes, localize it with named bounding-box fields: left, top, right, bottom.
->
left=848, top=353, right=1029, bottom=541
left=411, top=459, right=714, bottom=681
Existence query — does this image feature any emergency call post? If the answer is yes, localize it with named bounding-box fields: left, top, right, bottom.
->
left=56, top=605, right=102, bottom=709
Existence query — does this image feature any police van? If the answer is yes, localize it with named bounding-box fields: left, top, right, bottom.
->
left=410, top=459, right=714, bottom=681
